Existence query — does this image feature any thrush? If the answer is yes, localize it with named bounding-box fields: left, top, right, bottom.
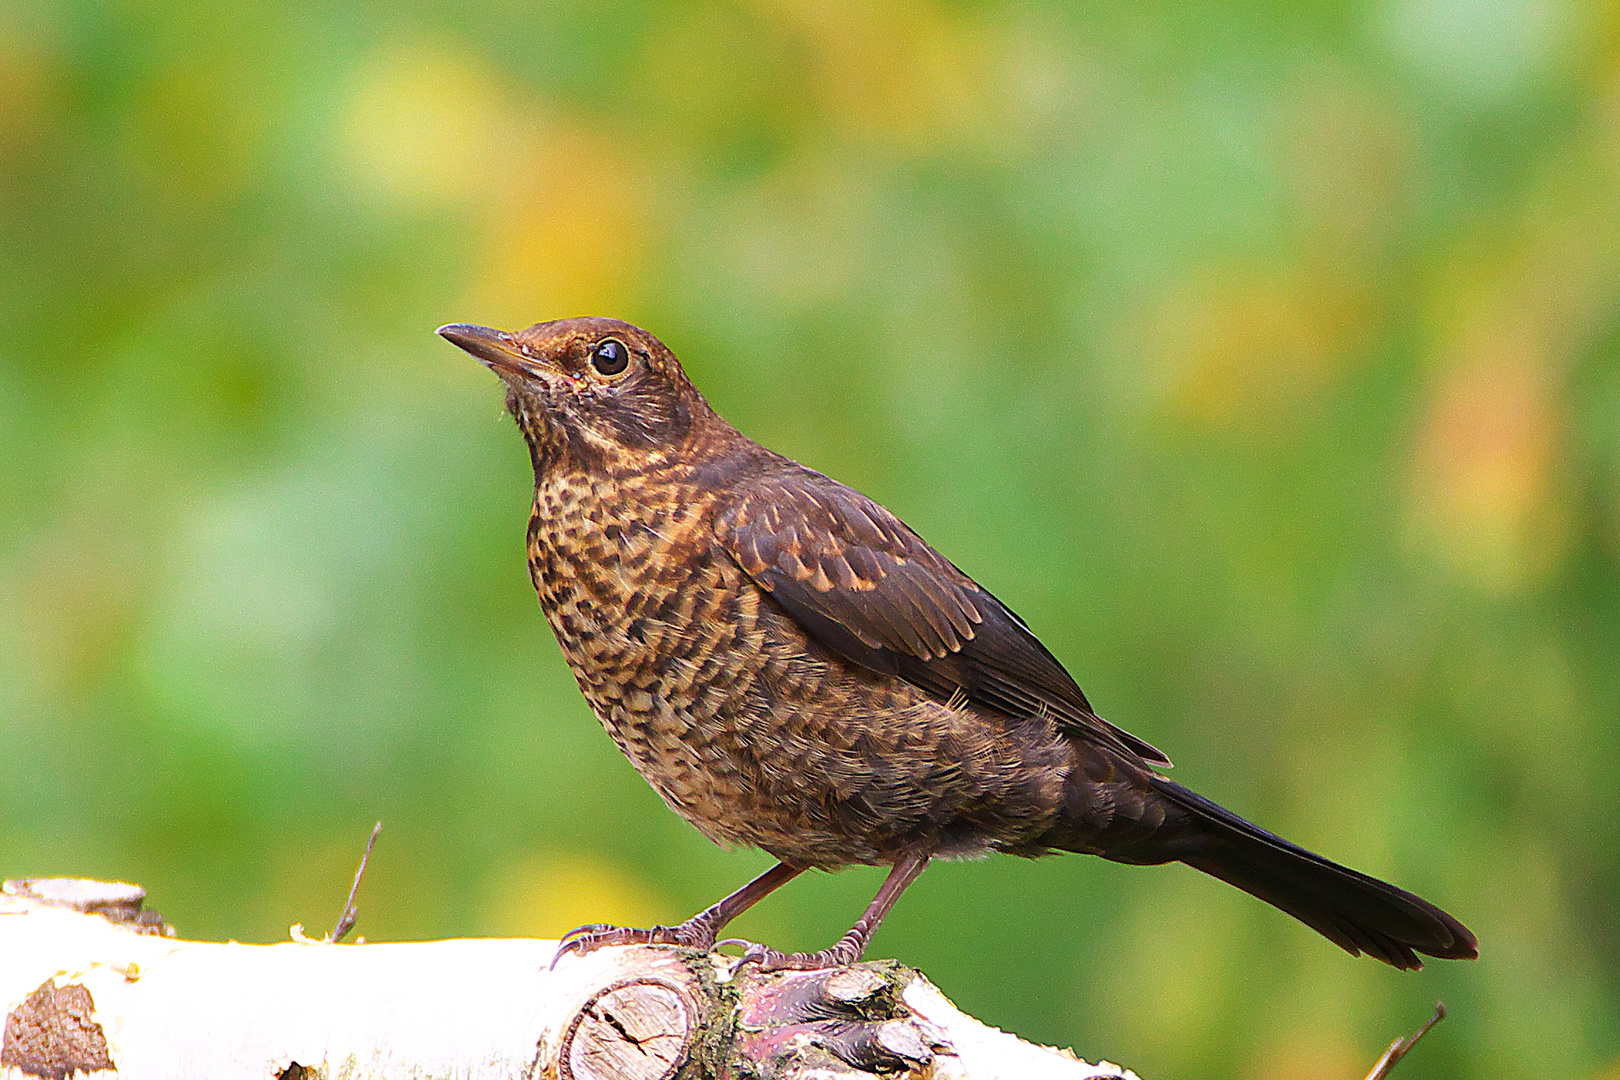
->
left=439, top=316, right=1478, bottom=972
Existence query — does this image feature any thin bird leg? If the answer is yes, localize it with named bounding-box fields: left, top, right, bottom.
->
left=742, top=850, right=932, bottom=971
left=554, top=859, right=804, bottom=965
left=682, top=859, right=806, bottom=940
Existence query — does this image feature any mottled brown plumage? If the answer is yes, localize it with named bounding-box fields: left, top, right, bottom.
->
left=438, top=316, right=1478, bottom=972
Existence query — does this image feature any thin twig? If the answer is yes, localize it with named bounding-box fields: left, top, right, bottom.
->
left=330, top=822, right=383, bottom=943
left=1363, top=1002, right=1447, bottom=1080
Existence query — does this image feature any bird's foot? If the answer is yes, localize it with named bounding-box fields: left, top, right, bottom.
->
left=733, top=937, right=864, bottom=972
left=551, top=918, right=718, bottom=967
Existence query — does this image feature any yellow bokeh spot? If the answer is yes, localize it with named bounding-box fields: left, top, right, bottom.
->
left=756, top=0, right=995, bottom=149
left=0, top=35, right=51, bottom=165
left=463, top=124, right=649, bottom=327
left=481, top=851, right=667, bottom=939
left=1151, top=267, right=1362, bottom=437
left=334, top=37, right=650, bottom=322
left=336, top=37, right=522, bottom=207
left=1589, top=1057, right=1620, bottom=1080
left=1103, top=873, right=1242, bottom=1061
left=1408, top=330, right=1567, bottom=593
left=1251, top=1025, right=1361, bottom=1080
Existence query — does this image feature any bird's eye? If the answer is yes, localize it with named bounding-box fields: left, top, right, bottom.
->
left=590, top=339, right=630, bottom=377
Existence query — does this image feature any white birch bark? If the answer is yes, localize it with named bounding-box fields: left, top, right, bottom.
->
left=0, top=878, right=1138, bottom=1080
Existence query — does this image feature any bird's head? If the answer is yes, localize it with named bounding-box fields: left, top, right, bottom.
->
left=438, top=316, right=716, bottom=473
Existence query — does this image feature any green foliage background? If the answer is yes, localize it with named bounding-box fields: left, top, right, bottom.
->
left=4, top=0, right=1619, bottom=1075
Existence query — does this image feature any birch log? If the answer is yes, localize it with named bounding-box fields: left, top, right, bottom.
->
left=0, top=878, right=1139, bottom=1080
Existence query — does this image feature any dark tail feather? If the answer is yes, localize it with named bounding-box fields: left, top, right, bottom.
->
left=1147, top=778, right=1478, bottom=969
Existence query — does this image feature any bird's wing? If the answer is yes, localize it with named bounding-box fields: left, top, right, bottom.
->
left=714, top=466, right=1171, bottom=767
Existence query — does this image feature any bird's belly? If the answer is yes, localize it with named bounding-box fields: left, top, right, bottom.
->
left=536, top=547, right=1070, bottom=867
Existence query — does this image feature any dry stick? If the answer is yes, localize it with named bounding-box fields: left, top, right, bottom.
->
left=330, top=822, right=383, bottom=944
left=1363, top=1002, right=1446, bottom=1080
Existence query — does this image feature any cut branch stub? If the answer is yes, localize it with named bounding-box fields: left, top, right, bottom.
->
left=733, top=962, right=939, bottom=1075
left=2, top=878, right=170, bottom=936
left=560, top=976, right=697, bottom=1080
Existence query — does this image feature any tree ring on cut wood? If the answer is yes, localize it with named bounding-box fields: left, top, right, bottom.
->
left=559, top=975, right=696, bottom=1080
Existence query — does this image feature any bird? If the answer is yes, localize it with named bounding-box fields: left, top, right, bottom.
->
left=438, top=316, right=1478, bottom=972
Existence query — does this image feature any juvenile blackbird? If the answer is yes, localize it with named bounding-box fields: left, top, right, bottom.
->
left=439, top=316, right=1478, bottom=971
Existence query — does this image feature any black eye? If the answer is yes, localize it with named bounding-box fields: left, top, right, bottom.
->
left=590, top=338, right=630, bottom=377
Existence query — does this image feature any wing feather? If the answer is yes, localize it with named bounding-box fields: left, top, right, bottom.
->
left=715, top=465, right=1170, bottom=767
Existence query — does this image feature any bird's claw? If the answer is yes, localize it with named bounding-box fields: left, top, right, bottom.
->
left=734, top=940, right=854, bottom=972
left=550, top=920, right=717, bottom=969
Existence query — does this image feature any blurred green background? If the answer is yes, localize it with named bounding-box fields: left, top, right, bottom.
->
left=3, top=0, right=1618, bottom=1075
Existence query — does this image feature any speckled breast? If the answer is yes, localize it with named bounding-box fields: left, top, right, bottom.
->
left=522, top=460, right=1074, bottom=868
left=524, top=462, right=785, bottom=841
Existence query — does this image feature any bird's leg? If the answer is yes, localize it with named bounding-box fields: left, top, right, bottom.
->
left=553, top=859, right=804, bottom=965
left=740, top=850, right=932, bottom=972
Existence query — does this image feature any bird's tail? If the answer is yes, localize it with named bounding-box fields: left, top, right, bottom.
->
left=1107, top=777, right=1478, bottom=969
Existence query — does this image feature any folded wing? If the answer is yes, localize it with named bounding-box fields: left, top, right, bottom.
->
left=715, top=466, right=1170, bottom=768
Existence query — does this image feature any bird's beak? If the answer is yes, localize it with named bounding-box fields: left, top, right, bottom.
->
left=436, top=323, right=542, bottom=382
